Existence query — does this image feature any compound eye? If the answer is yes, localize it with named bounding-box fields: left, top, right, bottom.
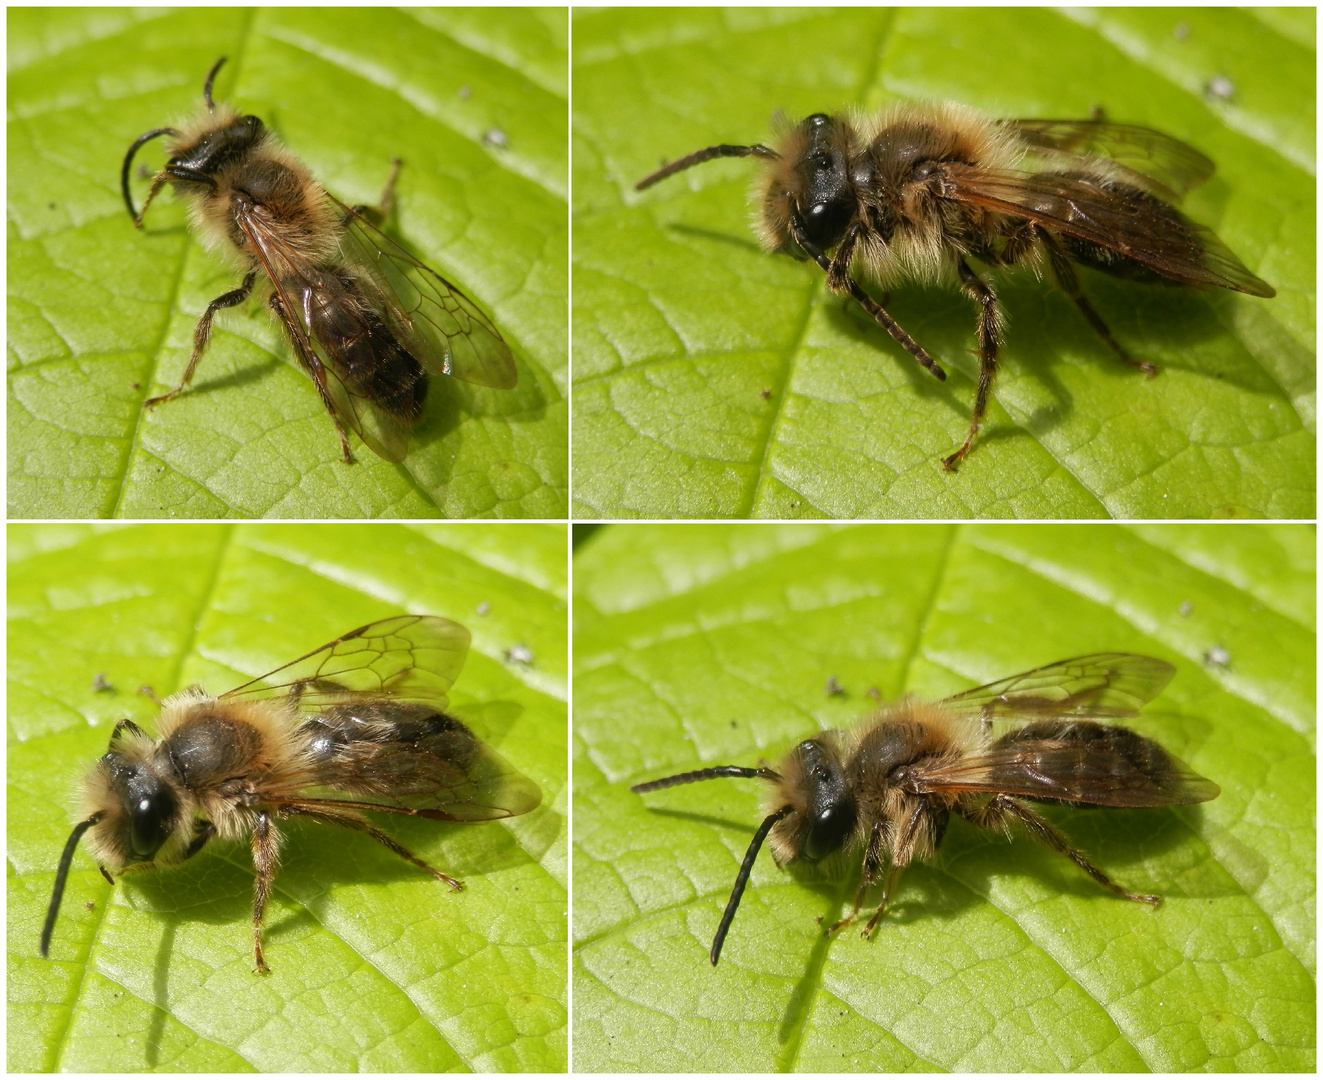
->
left=129, top=787, right=177, bottom=862
left=804, top=799, right=854, bottom=862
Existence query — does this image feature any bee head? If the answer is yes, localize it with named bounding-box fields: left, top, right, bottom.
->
left=759, top=112, right=858, bottom=257
left=769, top=735, right=858, bottom=865
left=76, top=720, right=187, bottom=871
left=40, top=720, right=185, bottom=959
left=166, top=113, right=266, bottom=181
left=790, top=114, right=856, bottom=249
left=99, top=752, right=181, bottom=865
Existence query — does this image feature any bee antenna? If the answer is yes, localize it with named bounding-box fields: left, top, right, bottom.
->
left=203, top=57, right=227, bottom=111
left=711, top=805, right=794, bottom=966
left=635, top=143, right=779, bottom=191
left=40, top=812, right=105, bottom=958
left=120, top=127, right=178, bottom=221
left=630, top=765, right=781, bottom=794
left=109, top=717, right=146, bottom=744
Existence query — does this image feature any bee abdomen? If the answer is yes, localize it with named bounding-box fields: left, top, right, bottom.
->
left=310, top=274, right=429, bottom=422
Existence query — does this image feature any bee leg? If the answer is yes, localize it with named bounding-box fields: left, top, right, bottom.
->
left=347, top=158, right=403, bottom=227
left=943, top=259, right=1003, bottom=471
left=279, top=805, right=464, bottom=891
left=823, top=820, right=885, bottom=936
left=862, top=862, right=907, bottom=938
left=269, top=293, right=356, bottom=463
left=144, top=270, right=258, bottom=409
left=966, top=794, right=1162, bottom=907
left=824, top=223, right=861, bottom=294
left=1043, top=235, right=1157, bottom=376
left=788, top=210, right=947, bottom=382
left=250, top=811, right=281, bottom=974
left=181, top=820, right=217, bottom=861
left=862, top=800, right=929, bottom=937
left=109, top=718, right=147, bottom=744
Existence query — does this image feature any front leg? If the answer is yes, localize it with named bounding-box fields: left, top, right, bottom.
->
left=823, top=819, right=884, bottom=936
left=181, top=821, right=216, bottom=862
left=824, top=222, right=861, bottom=294
left=788, top=210, right=947, bottom=382
left=862, top=802, right=928, bottom=937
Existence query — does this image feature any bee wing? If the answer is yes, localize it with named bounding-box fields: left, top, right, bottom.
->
left=946, top=168, right=1276, bottom=297
left=939, top=653, right=1176, bottom=722
left=330, top=194, right=518, bottom=391
left=1007, top=120, right=1215, bottom=197
left=221, top=615, right=471, bottom=711
left=233, top=203, right=413, bottom=462
left=902, top=730, right=1220, bottom=808
left=281, top=728, right=542, bottom=823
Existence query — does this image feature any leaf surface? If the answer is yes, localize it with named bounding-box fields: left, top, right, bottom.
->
left=571, top=8, right=1313, bottom=518
left=9, top=523, right=567, bottom=1072
left=573, top=524, right=1314, bottom=1071
left=9, top=8, right=568, bottom=519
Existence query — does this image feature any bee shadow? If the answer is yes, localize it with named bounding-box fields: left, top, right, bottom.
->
left=662, top=221, right=768, bottom=257
left=816, top=273, right=1279, bottom=445
left=938, top=802, right=1226, bottom=906
left=170, top=350, right=284, bottom=398
left=120, top=807, right=534, bottom=998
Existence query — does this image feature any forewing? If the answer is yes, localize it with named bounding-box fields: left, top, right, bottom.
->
left=905, top=734, right=1220, bottom=808
left=292, top=743, right=541, bottom=823
left=331, top=194, right=517, bottom=391
left=222, top=615, right=471, bottom=711
left=233, top=203, right=412, bottom=462
left=1008, top=120, right=1215, bottom=196
left=946, top=168, right=1275, bottom=296
left=940, top=653, right=1175, bottom=722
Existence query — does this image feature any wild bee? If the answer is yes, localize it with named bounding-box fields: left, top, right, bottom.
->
left=632, top=653, right=1219, bottom=965
left=636, top=103, right=1275, bottom=469
left=123, top=58, right=517, bottom=463
left=40, top=615, right=540, bottom=973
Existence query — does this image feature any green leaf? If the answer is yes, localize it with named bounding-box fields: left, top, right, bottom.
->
left=573, top=524, right=1314, bottom=1071
left=571, top=9, right=1314, bottom=518
left=8, top=8, right=568, bottom=519
left=9, top=523, right=567, bottom=1072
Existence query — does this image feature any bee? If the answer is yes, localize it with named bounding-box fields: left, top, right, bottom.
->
left=40, top=615, right=540, bottom=973
left=632, top=653, right=1219, bottom=966
left=122, top=58, right=517, bottom=463
left=636, top=103, right=1275, bottom=469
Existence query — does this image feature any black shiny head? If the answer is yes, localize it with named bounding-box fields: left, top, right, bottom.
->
left=168, top=114, right=265, bottom=176
left=793, top=737, right=857, bottom=863
left=104, top=753, right=179, bottom=863
left=119, top=56, right=259, bottom=221
left=794, top=113, right=854, bottom=250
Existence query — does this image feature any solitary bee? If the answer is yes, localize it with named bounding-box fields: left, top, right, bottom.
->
left=123, top=58, right=517, bottom=463
left=636, top=103, right=1275, bottom=469
left=41, top=615, right=541, bottom=972
left=633, top=653, right=1218, bottom=965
